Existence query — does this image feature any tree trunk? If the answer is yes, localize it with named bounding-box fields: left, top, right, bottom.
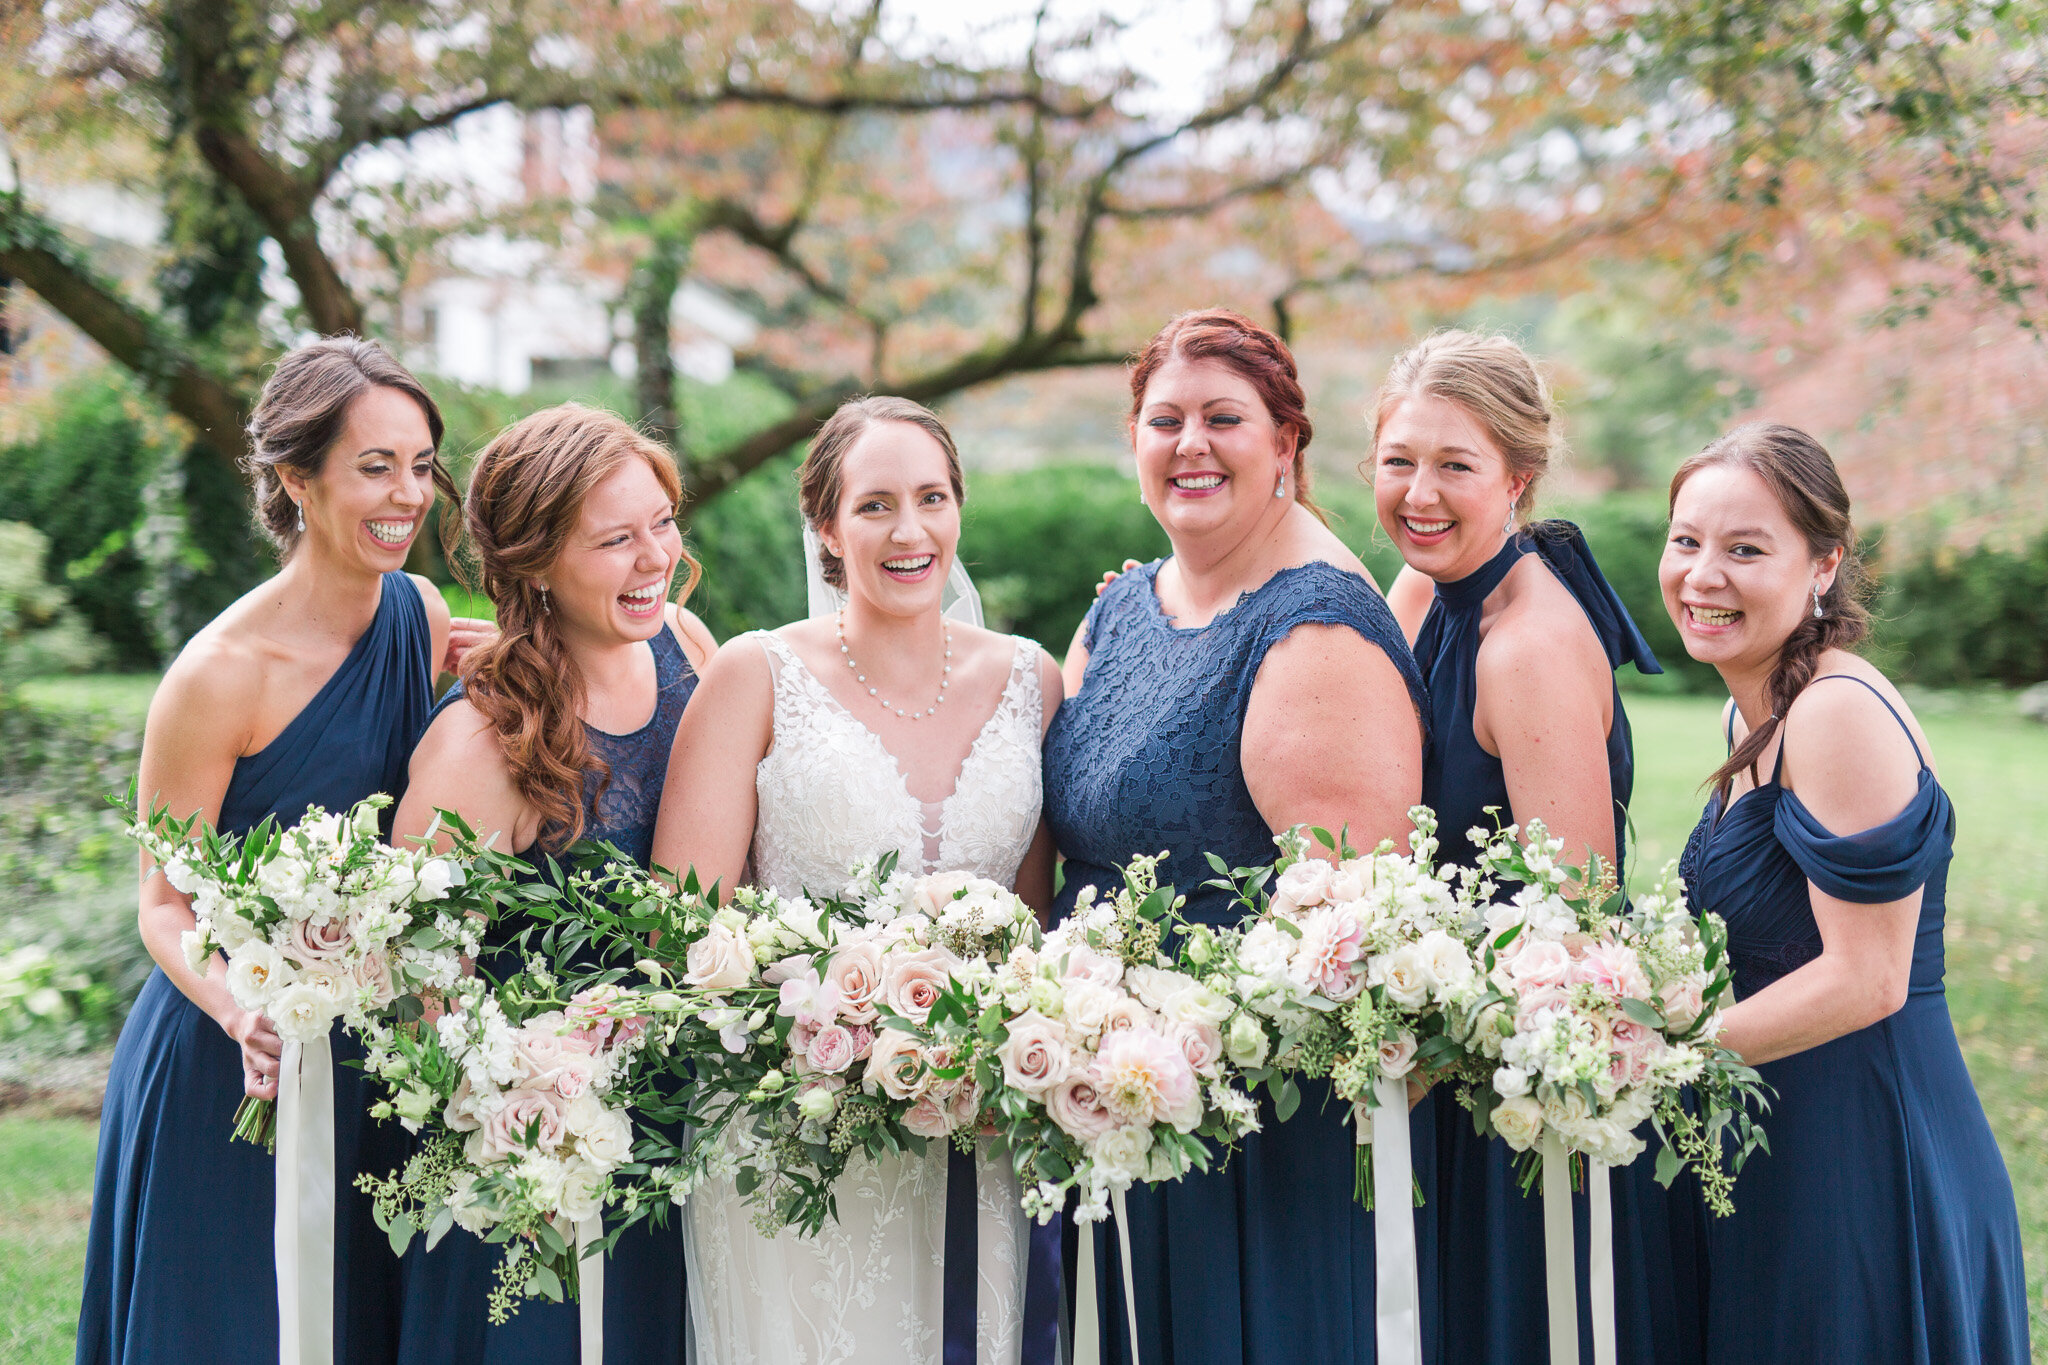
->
left=631, top=233, right=690, bottom=459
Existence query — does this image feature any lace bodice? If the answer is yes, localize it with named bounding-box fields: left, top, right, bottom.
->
left=749, top=630, right=1044, bottom=896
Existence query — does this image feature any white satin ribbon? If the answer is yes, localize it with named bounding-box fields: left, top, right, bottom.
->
left=1371, top=1074, right=1423, bottom=1365
left=1540, top=1130, right=1578, bottom=1365
left=1073, top=1214, right=1100, bottom=1365
left=1587, top=1158, right=1615, bottom=1365
left=1111, top=1187, right=1141, bottom=1365
left=577, top=1216, right=605, bottom=1364
left=274, top=1034, right=335, bottom=1365
left=1539, top=1134, right=1618, bottom=1365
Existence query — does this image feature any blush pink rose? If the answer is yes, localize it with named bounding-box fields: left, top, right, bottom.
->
left=997, top=1011, right=1072, bottom=1097
left=482, top=1088, right=564, bottom=1160
left=1508, top=939, right=1574, bottom=991
left=1661, top=978, right=1706, bottom=1031
left=883, top=948, right=959, bottom=1025
left=807, top=1023, right=859, bottom=1075
left=1167, top=1021, right=1224, bottom=1078
left=286, top=917, right=352, bottom=965
left=824, top=940, right=886, bottom=1025
left=351, top=951, right=396, bottom=1009
left=1575, top=942, right=1652, bottom=1001
left=1047, top=1075, right=1117, bottom=1142
left=868, top=1028, right=930, bottom=1100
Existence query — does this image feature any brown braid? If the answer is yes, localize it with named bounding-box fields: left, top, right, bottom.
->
left=1671, top=423, right=1873, bottom=802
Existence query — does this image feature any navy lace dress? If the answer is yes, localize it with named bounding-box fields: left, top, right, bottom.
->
left=396, top=625, right=698, bottom=1365
left=1414, top=526, right=1705, bottom=1365
left=1680, top=675, right=2029, bottom=1363
left=1043, top=559, right=1435, bottom=1365
left=77, top=571, right=433, bottom=1365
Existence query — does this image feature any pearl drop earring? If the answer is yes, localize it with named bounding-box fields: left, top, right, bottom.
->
left=1812, top=584, right=1824, bottom=620
left=295, top=501, right=305, bottom=534
left=1274, top=474, right=1287, bottom=500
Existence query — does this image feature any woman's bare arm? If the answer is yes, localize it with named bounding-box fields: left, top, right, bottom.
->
left=651, top=638, right=775, bottom=896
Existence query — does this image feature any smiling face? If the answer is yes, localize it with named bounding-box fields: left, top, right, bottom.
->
left=1660, top=462, right=1842, bottom=674
left=540, top=456, right=683, bottom=649
left=281, top=385, right=437, bottom=573
left=1371, top=392, right=1527, bottom=583
left=821, top=420, right=962, bottom=618
left=1131, top=355, right=1295, bottom=551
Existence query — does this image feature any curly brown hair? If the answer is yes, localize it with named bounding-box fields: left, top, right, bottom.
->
left=458, top=404, right=701, bottom=850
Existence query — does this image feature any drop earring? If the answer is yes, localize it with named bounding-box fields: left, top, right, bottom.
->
left=1274, top=473, right=1287, bottom=500
left=294, top=501, right=305, bottom=534
left=538, top=585, right=551, bottom=614
left=1812, top=584, right=1824, bottom=620
left=1503, top=506, right=1516, bottom=536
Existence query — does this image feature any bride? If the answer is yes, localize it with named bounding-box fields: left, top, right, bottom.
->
left=651, top=396, right=1063, bottom=1365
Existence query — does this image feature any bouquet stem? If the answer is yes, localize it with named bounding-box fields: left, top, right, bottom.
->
left=233, top=1096, right=276, bottom=1152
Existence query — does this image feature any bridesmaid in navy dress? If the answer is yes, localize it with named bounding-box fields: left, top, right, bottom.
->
left=1370, top=332, right=1701, bottom=1365
left=1663, top=423, right=2028, bottom=1363
left=77, top=338, right=456, bottom=1365
left=1044, top=309, right=1433, bottom=1365
left=392, top=404, right=716, bottom=1364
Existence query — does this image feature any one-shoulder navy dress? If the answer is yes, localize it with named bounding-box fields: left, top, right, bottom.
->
left=1681, top=674, right=2029, bottom=1363
left=1043, top=559, right=1436, bottom=1365
left=1413, top=525, right=1706, bottom=1365
left=396, top=623, right=698, bottom=1365
left=77, top=571, right=433, bottom=1365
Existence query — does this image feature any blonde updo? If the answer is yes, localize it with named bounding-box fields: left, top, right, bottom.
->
left=1369, top=330, right=1564, bottom=522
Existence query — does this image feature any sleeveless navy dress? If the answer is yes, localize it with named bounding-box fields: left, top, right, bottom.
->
left=77, top=571, right=433, bottom=1365
left=396, top=624, right=698, bottom=1365
left=1413, top=525, right=1706, bottom=1365
left=1680, top=675, right=2029, bottom=1363
left=1043, top=559, right=1436, bottom=1365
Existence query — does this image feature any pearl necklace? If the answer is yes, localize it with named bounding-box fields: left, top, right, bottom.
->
left=836, top=611, right=951, bottom=720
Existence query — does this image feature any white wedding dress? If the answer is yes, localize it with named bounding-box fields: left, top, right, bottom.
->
left=684, top=630, right=1045, bottom=1365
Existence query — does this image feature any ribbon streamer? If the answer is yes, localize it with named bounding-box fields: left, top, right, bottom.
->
left=1587, top=1159, right=1615, bottom=1365
left=1072, top=1214, right=1101, bottom=1365
left=1540, top=1129, right=1578, bottom=1365
left=274, top=1034, right=335, bottom=1365
left=1111, top=1187, right=1141, bottom=1365
left=1371, top=1074, right=1422, bottom=1365
left=577, top=1216, right=605, bottom=1365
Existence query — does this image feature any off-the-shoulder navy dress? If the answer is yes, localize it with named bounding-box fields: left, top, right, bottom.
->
left=1680, top=674, right=2029, bottom=1363
left=77, top=571, right=433, bottom=1365
left=1412, top=525, right=1705, bottom=1365
left=396, top=623, right=697, bottom=1364
left=1043, top=559, right=1437, bottom=1365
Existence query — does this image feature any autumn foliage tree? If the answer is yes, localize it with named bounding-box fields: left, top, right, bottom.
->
left=2, top=0, right=2042, bottom=507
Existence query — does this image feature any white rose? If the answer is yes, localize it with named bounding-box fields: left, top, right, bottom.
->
left=1161, top=981, right=1233, bottom=1029
left=1417, top=930, right=1475, bottom=998
left=212, top=913, right=259, bottom=954
left=1492, top=1065, right=1532, bottom=1098
left=1274, top=860, right=1334, bottom=910
left=1326, top=865, right=1367, bottom=904
left=684, top=924, right=757, bottom=992
left=578, top=1108, right=634, bottom=1170
left=269, top=981, right=337, bottom=1042
left=1377, top=1030, right=1419, bottom=1079
left=163, top=856, right=203, bottom=896
left=416, top=858, right=462, bottom=901
left=446, top=1171, right=495, bottom=1233
left=556, top=1162, right=605, bottom=1223
left=798, top=1085, right=841, bottom=1123
left=1491, top=1094, right=1545, bottom=1152
left=1380, top=945, right=1430, bottom=1009
left=181, top=928, right=211, bottom=975
left=1225, top=1014, right=1271, bottom=1068
left=1089, top=1124, right=1154, bottom=1183
left=1060, top=980, right=1117, bottom=1037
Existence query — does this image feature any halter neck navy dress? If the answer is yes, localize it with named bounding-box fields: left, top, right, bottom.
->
left=396, top=623, right=698, bottom=1365
left=1680, top=675, right=2029, bottom=1363
left=1414, top=524, right=1706, bottom=1365
left=1043, top=559, right=1437, bottom=1365
left=77, top=571, right=433, bottom=1365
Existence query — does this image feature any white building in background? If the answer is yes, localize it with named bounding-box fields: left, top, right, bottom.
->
left=382, top=108, right=759, bottom=396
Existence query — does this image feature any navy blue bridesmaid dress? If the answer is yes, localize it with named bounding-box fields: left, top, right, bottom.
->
left=1681, top=674, right=2029, bottom=1363
left=395, top=623, right=698, bottom=1365
left=1043, top=559, right=1436, bottom=1365
left=1413, top=524, right=1706, bottom=1365
left=77, top=570, right=433, bottom=1365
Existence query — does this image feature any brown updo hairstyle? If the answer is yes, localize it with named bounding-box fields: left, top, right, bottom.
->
left=459, top=403, right=702, bottom=850
left=1127, top=308, right=1325, bottom=523
left=1368, top=330, right=1563, bottom=523
left=242, top=336, right=459, bottom=561
left=798, top=396, right=966, bottom=590
left=1671, top=422, right=1874, bottom=802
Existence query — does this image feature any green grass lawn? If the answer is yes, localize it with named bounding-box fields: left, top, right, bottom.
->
left=1, top=687, right=2043, bottom=1359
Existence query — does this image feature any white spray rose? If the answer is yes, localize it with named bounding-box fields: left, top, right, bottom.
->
left=1491, top=1094, right=1545, bottom=1152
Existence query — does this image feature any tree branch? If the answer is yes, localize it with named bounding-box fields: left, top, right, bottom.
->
left=193, top=125, right=362, bottom=335
left=0, top=197, right=249, bottom=462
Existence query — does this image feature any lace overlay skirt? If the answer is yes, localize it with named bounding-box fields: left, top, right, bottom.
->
left=684, top=1140, right=1029, bottom=1365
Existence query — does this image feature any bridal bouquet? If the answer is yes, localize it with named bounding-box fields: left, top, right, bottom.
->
left=938, top=851, right=1263, bottom=1227
left=1457, top=818, right=1769, bottom=1211
left=1191, top=812, right=1491, bottom=1199
left=356, top=973, right=654, bottom=1320
left=122, top=791, right=505, bottom=1147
